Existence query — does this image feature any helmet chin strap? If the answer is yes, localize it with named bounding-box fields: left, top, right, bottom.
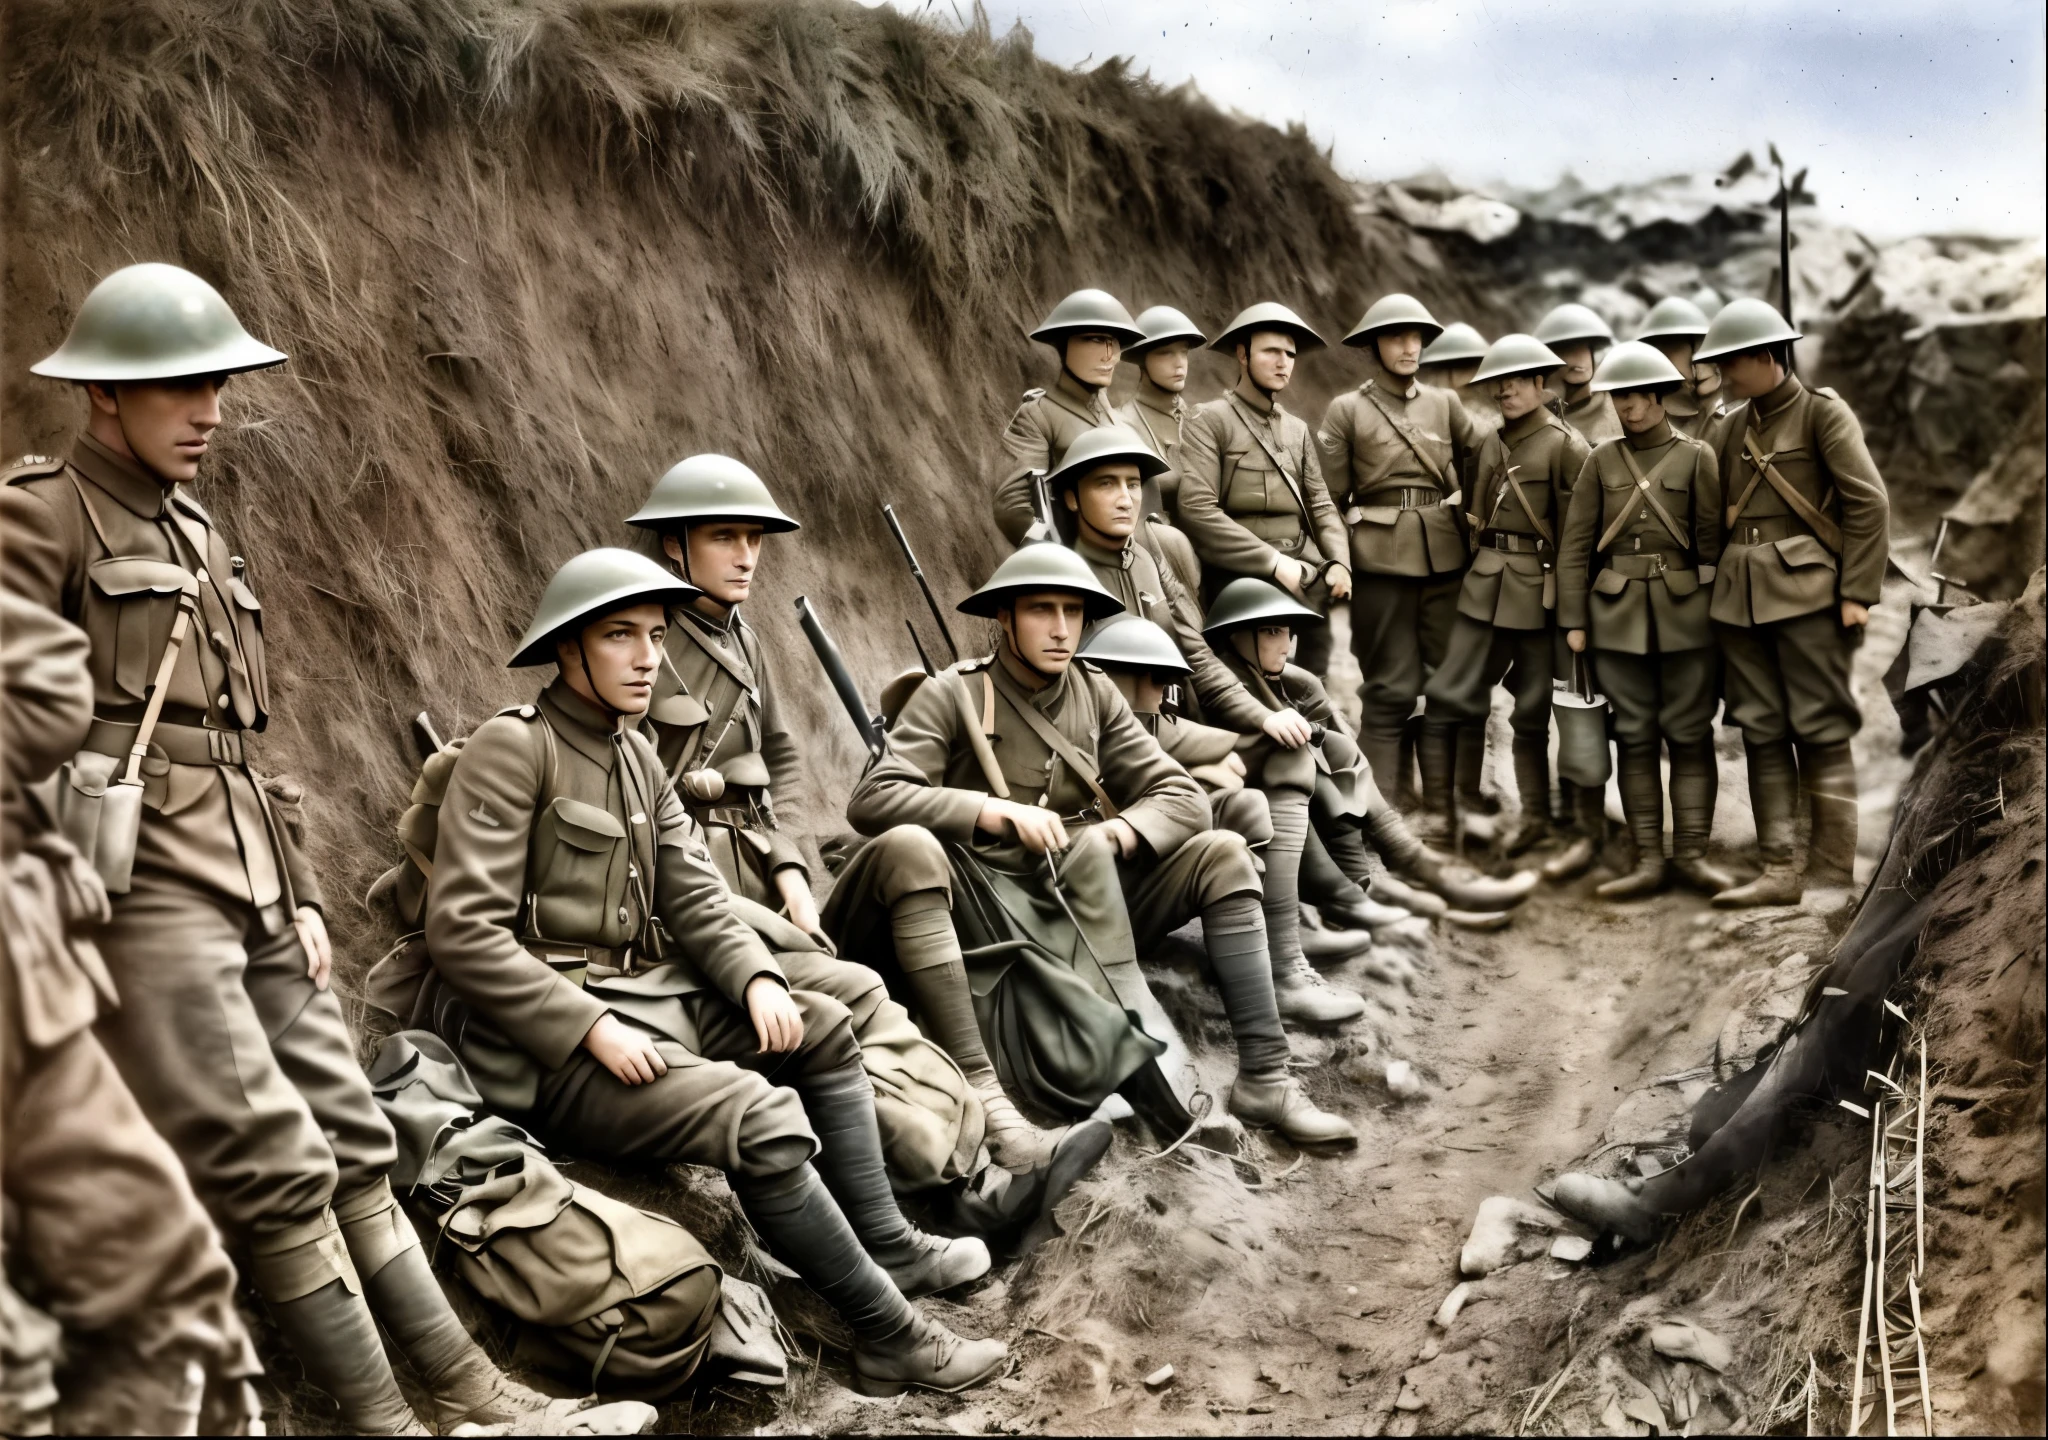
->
left=569, top=643, right=627, bottom=727
left=999, top=615, right=1063, bottom=683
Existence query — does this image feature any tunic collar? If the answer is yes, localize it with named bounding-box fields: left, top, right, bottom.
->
left=1136, top=375, right=1184, bottom=417
left=1362, top=357, right=1419, bottom=401
left=1074, top=534, right=1136, bottom=572
left=995, top=643, right=1065, bottom=704
left=1625, top=419, right=1677, bottom=451
left=1755, top=373, right=1805, bottom=421
left=1232, top=376, right=1277, bottom=415
left=1053, top=368, right=1111, bottom=419
left=70, top=432, right=175, bottom=519
left=540, top=677, right=627, bottom=765
left=1500, top=407, right=1550, bottom=445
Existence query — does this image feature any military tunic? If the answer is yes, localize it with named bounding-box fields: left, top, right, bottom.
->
left=1318, top=362, right=1483, bottom=746
left=0, top=438, right=395, bottom=1298
left=1111, top=382, right=1209, bottom=599
left=1557, top=388, right=1624, bottom=446
left=1710, top=375, right=1890, bottom=745
left=1557, top=420, right=1724, bottom=747
left=991, top=371, right=1115, bottom=546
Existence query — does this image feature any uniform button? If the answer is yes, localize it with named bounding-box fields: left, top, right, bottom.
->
left=218, top=693, right=232, bottom=710
left=618, top=907, right=629, bottom=924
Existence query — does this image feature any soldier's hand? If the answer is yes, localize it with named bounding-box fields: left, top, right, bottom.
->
left=776, top=867, right=834, bottom=952
left=1263, top=708, right=1315, bottom=749
left=1840, top=601, right=1870, bottom=628
left=1102, top=817, right=1141, bottom=859
left=978, top=797, right=1070, bottom=853
left=1326, top=564, right=1353, bottom=601
left=745, top=975, right=806, bottom=1054
left=583, top=1012, right=669, bottom=1085
left=294, top=906, right=332, bottom=991
left=1273, top=556, right=1308, bottom=599
left=1566, top=629, right=1588, bottom=653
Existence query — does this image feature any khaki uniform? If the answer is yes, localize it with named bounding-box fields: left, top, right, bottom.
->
left=1318, top=363, right=1483, bottom=753
left=645, top=603, right=984, bottom=1188
left=1115, top=378, right=1188, bottom=480
left=1, top=594, right=257, bottom=1430
left=991, top=372, right=1115, bottom=546
left=1557, top=389, right=1624, bottom=446
left=0, top=439, right=395, bottom=1301
left=1710, top=375, right=1889, bottom=746
left=836, top=650, right=1237, bottom=1116
left=1665, top=391, right=1726, bottom=449
left=1178, top=379, right=1347, bottom=675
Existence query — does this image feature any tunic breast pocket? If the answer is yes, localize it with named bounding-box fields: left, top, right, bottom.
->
left=532, top=796, right=629, bottom=943
left=86, top=557, right=199, bottom=702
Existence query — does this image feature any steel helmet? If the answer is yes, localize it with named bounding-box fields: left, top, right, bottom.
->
left=1029, top=289, right=1145, bottom=350
left=957, top=542, right=1125, bottom=622
left=1123, top=305, right=1207, bottom=360
left=1201, top=577, right=1324, bottom=639
left=32, top=263, right=287, bottom=382
left=1633, top=296, right=1711, bottom=345
left=1420, top=322, right=1490, bottom=367
left=1077, top=613, right=1192, bottom=676
left=509, top=549, right=702, bottom=667
left=626, top=454, right=800, bottom=533
left=1341, top=293, right=1444, bottom=348
left=1210, top=302, right=1327, bottom=355
left=1045, top=425, right=1171, bottom=494
left=1589, top=341, right=1685, bottom=394
left=1470, top=333, right=1566, bottom=385
left=1693, top=298, right=1802, bottom=362
left=1532, top=303, right=1615, bottom=351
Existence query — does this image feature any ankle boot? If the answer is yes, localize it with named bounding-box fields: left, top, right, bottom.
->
left=852, top=1312, right=1009, bottom=1397
left=1228, top=1071, right=1357, bottom=1147
left=976, top=1083, right=1064, bottom=1170
left=1543, top=781, right=1599, bottom=880
left=1714, top=739, right=1804, bottom=907
left=1506, top=734, right=1554, bottom=854
left=1798, top=739, right=1860, bottom=887
left=267, top=1280, right=425, bottom=1435
left=1415, top=722, right=1458, bottom=844
left=1371, top=804, right=1537, bottom=911
left=1668, top=739, right=1733, bottom=893
left=945, top=1119, right=1114, bottom=1258
left=1597, top=744, right=1668, bottom=899
left=1457, top=721, right=1499, bottom=814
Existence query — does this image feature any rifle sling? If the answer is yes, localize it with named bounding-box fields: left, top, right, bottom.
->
left=1598, top=444, right=1692, bottom=552
left=1358, top=383, right=1452, bottom=494
left=1731, top=428, right=1844, bottom=552
left=989, top=667, right=1121, bottom=820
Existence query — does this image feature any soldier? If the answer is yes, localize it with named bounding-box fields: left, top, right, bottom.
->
left=1050, top=426, right=1365, bottom=1026
left=991, top=289, right=1145, bottom=546
left=1535, top=302, right=1624, bottom=446
left=1317, top=293, right=1483, bottom=810
left=414, top=548, right=1005, bottom=1396
left=1557, top=343, right=1733, bottom=899
left=2, top=592, right=260, bottom=1434
left=1418, top=333, right=1592, bottom=866
left=1113, top=305, right=1210, bottom=597
left=1692, top=299, right=1889, bottom=905
left=1177, top=302, right=1353, bottom=677
left=1202, top=578, right=1539, bottom=920
left=1419, top=320, right=1500, bottom=430
left=832, top=544, right=1356, bottom=1148
left=1633, top=297, right=1723, bottom=445
left=0, top=264, right=539, bottom=1432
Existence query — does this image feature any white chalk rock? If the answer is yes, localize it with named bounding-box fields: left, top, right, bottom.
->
left=1384, top=1060, right=1427, bottom=1101
left=1433, top=1281, right=1473, bottom=1329
left=1550, top=1233, right=1594, bottom=1263
left=1649, top=1321, right=1733, bottom=1373
left=1459, top=1195, right=1566, bottom=1276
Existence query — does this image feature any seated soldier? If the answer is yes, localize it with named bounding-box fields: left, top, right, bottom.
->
left=415, top=549, right=1004, bottom=1397
left=1051, top=425, right=1365, bottom=1026
left=826, top=544, right=1355, bottom=1149
left=1200, top=578, right=1541, bottom=923
left=624, top=454, right=1108, bottom=1230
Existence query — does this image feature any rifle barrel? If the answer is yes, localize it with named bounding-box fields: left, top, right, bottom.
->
left=883, top=503, right=961, bottom=661
left=794, top=596, right=883, bottom=757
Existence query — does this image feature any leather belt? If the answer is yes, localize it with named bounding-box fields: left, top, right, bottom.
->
left=1604, top=552, right=1690, bottom=579
left=85, top=716, right=246, bottom=766
left=1356, top=485, right=1444, bottom=510
left=1727, top=514, right=1808, bottom=546
left=1609, top=533, right=1692, bottom=555
left=693, top=804, right=761, bottom=829
left=1478, top=530, right=1546, bottom=554
left=525, top=941, right=633, bottom=987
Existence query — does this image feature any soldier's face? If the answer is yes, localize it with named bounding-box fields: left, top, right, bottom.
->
left=558, top=603, right=667, bottom=716
left=999, top=593, right=1087, bottom=677
left=1228, top=624, right=1293, bottom=676
left=1719, top=349, right=1786, bottom=400
left=1375, top=328, right=1426, bottom=375
left=1238, top=332, right=1297, bottom=394
left=1065, top=463, right=1143, bottom=542
left=1064, top=333, right=1122, bottom=389
left=665, top=524, right=765, bottom=607
left=87, top=375, right=224, bottom=484
left=1652, top=338, right=1695, bottom=375
left=1613, top=390, right=1667, bottom=434
left=1495, top=374, right=1545, bottom=420
left=1554, top=343, right=1596, bottom=386
left=1143, top=343, right=1190, bottom=392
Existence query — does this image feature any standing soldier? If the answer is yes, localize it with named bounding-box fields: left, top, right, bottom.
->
left=830, top=544, right=1357, bottom=1148
left=1693, top=299, right=1889, bottom=905
left=1177, top=302, right=1352, bottom=677
left=1051, top=425, right=1365, bottom=1026
left=415, top=549, right=1006, bottom=1396
left=1419, top=321, right=1500, bottom=431
left=1557, top=343, right=1732, bottom=899
left=0, top=264, right=541, bottom=1433
left=991, top=289, right=1144, bottom=546
left=1634, top=297, right=1723, bottom=445
left=1418, top=333, right=1590, bottom=860
left=1317, top=293, right=1482, bottom=808
left=1114, top=305, right=1210, bottom=596
left=1535, top=303, right=1623, bottom=446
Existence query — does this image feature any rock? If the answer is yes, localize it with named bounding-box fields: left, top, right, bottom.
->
left=1357, top=947, right=1419, bottom=992
left=1393, top=1382, right=1427, bottom=1412
left=1550, top=1233, right=1594, bottom=1263
left=1384, top=1060, right=1426, bottom=1101
left=1142, top=1364, right=1175, bottom=1390
left=1379, top=916, right=1435, bottom=951
left=1433, top=1281, right=1474, bottom=1330
left=1649, top=1321, right=1734, bottom=1373
left=1459, top=1195, right=1570, bottom=1276
left=1417, top=1338, right=1441, bottom=1362
left=546, top=1401, right=659, bottom=1436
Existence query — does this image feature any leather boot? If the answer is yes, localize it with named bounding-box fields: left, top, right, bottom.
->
left=944, top=1119, right=1114, bottom=1258
left=1118, top=1060, right=1195, bottom=1140
left=1228, top=1072, right=1357, bottom=1147
left=1457, top=721, right=1499, bottom=814
left=1371, top=805, right=1538, bottom=911
left=1597, top=743, right=1668, bottom=899
left=1414, top=722, right=1458, bottom=846
left=1798, top=739, right=1860, bottom=888
left=1714, top=739, right=1804, bottom=907
left=1542, top=781, right=1599, bottom=880
left=1551, top=1171, right=1661, bottom=1243
left=976, top=1084, right=1065, bottom=1170
left=1360, top=732, right=1410, bottom=812
left=1668, top=739, right=1733, bottom=893
left=268, top=1280, right=426, bottom=1435
left=1505, top=734, right=1554, bottom=854
left=852, top=1313, right=1009, bottom=1397
left=1273, top=952, right=1367, bottom=1025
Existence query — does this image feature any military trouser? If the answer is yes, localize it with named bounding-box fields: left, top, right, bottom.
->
left=1592, top=648, right=1718, bottom=749
left=1715, top=609, right=1862, bottom=746
left=1351, top=570, right=1463, bottom=790
left=94, top=869, right=397, bottom=1299
left=1422, top=617, right=1554, bottom=734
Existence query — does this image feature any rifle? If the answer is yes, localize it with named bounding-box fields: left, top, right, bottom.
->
left=1022, top=468, right=1060, bottom=545
left=794, top=596, right=884, bottom=758
left=904, top=620, right=937, bottom=677
left=882, top=503, right=960, bottom=662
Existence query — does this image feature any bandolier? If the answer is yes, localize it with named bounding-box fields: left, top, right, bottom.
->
left=1536, top=303, right=1624, bottom=446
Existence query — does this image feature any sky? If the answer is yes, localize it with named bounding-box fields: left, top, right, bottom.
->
left=881, top=0, right=2046, bottom=241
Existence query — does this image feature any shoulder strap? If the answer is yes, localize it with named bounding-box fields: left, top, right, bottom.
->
left=1732, top=428, right=1844, bottom=551
left=989, top=669, right=1120, bottom=819
left=1226, top=392, right=1312, bottom=516
left=1357, top=384, right=1451, bottom=491
left=1497, top=463, right=1557, bottom=548
left=1610, top=444, right=1691, bottom=549
left=64, top=471, right=117, bottom=554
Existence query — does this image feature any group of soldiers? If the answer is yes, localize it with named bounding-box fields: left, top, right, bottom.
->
left=0, top=257, right=1887, bottom=1431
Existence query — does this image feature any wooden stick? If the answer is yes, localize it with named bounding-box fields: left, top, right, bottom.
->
left=1915, top=1039, right=1928, bottom=1281
left=1850, top=1107, right=1880, bottom=1436
left=1807, top=1353, right=1820, bottom=1437
left=1875, top=1099, right=1898, bottom=1436
left=1908, top=1274, right=1934, bottom=1437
